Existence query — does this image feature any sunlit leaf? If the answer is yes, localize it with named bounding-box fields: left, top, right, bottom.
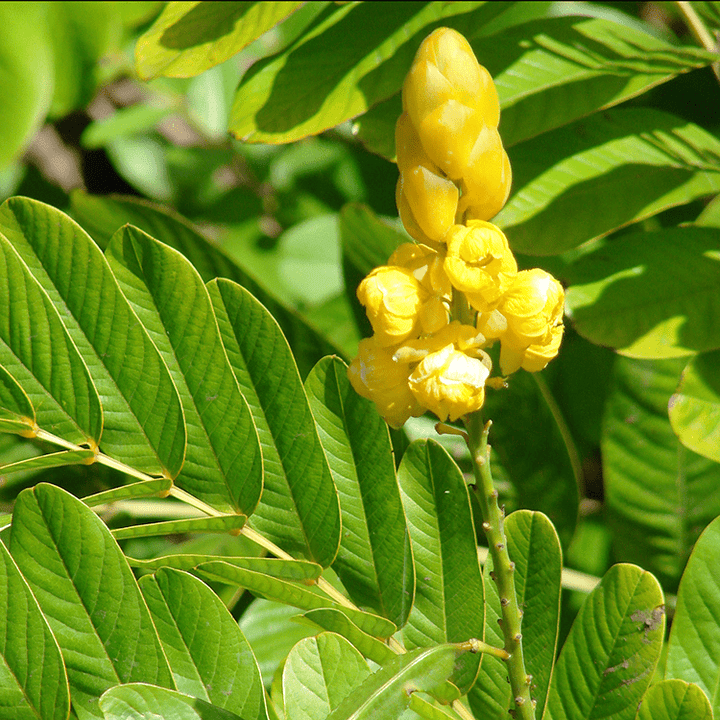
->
left=666, top=515, right=720, bottom=715
left=283, top=633, right=371, bottom=720
left=140, top=568, right=266, bottom=718
left=0, top=232, right=103, bottom=447
left=0, top=448, right=96, bottom=475
left=0, top=197, right=186, bottom=477
left=470, top=511, right=562, bottom=719
left=305, top=356, right=414, bottom=627
left=669, top=349, right=720, bottom=463
left=208, top=278, right=341, bottom=567
left=0, top=539, right=70, bottom=720
left=9, top=484, right=174, bottom=718
left=603, top=357, right=720, bottom=588
left=565, top=227, right=720, bottom=359
left=636, top=679, right=713, bottom=720
left=545, top=564, right=664, bottom=720
left=398, top=439, right=484, bottom=693
left=100, top=684, right=245, bottom=720
left=0, top=364, right=34, bottom=429
left=112, top=514, right=246, bottom=540
left=136, top=1, right=303, bottom=80
left=495, top=108, right=720, bottom=256
left=107, top=224, right=263, bottom=514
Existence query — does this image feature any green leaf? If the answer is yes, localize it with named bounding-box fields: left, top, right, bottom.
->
left=305, top=356, right=414, bottom=627
left=0, top=448, right=96, bottom=475
left=283, top=633, right=372, bottom=720
left=100, top=684, right=246, bottom=720
left=545, top=564, right=665, bottom=720
left=83, top=477, right=174, bottom=507
left=326, top=644, right=463, bottom=720
left=669, top=349, right=720, bottom=463
left=112, top=514, right=247, bottom=540
left=70, top=191, right=338, bottom=378
left=298, top=608, right=396, bottom=666
left=482, top=372, right=580, bottom=549
left=133, top=555, right=321, bottom=583
left=140, top=568, right=266, bottom=718
left=0, top=364, right=34, bottom=427
left=565, top=227, right=720, bottom=359
left=398, top=439, right=484, bottom=694
left=9, top=484, right=174, bottom=718
left=0, top=197, right=186, bottom=477
left=0, top=3, right=53, bottom=168
left=196, top=560, right=395, bottom=639
left=602, top=357, right=720, bottom=588
left=470, top=511, right=562, bottom=720
left=136, top=1, right=303, bottom=80
left=0, top=538, right=70, bottom=720
left=480, top=15, right=717, bottom=148
left=0, top=232, right=103, bottom=447
left=408, top=693, right=463, bottom=720
left=666, top=515, right=720, bottom=713
left=107, top=224, right=262, bottom=514
left=636, top=679, right=713, bottom=720
left=230, top=2, right=507, bottom=144
left=495, top=108, right=720, bottom=256
left=208, top=278, right=341, bottom=567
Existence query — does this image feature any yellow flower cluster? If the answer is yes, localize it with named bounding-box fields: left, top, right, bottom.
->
left=349, top=28, right=564, bottom=428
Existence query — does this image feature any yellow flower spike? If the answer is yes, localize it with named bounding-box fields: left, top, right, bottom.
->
left=389, top=242, right=452, bottom=298
left=444, top=220, right=517, bottom=308
left=408, top=343, right=490, bottom=422
left=400, top=164, right=459, bottom=243
left=496, top=269, right=565, bottom=375
left=394, top=321, right=486, bottom=363
left=348, top=336, right=424, bottom=428
left=357, top=266, right=429, bottom=347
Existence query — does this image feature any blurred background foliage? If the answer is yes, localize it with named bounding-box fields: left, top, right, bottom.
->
left=1, top=0, right=720, bottom=683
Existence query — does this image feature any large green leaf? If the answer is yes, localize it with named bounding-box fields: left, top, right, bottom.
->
left=283, top=633, right=372, bottom=720
left=0, top=233, right=103, bottom=447
left=0, top=364, right=34, bottom=430
left=100, top=684, right=245, bottom=720
left=9, top=484, right=174, bottom=718
left=229, top=2, right=509, bottom=144
left=70, top=191, right=337, bottom=378
left=305, top=356, right=414, bottom=627
left=136, top=1, right=303, bottom=80
left=495, top=108, right=720, bottom=256
left=478, top=15, right=717, bottom=148
left=208, top=278, right=341, bottom=566
left=398, top=439, right=484, bottom=694
left=482, top=371, right=580, bottom=549
left=636, top=679, right=713, bottom=720
left=327, top=644, right=464, bottom=720
left=140, top=568, right=266, bottom=719
left=545, top=564, right=664, bottom=720
left=666, top=515, right=720, bottom=714
left=0, top=196, right=186, bottom=477
left=469, top=511, right=562, bottom=720
left=565, top=227, right=720, bottom=359
left=602, top=357, right=720, bottom=588
left=106, top=224, right=262, bottom=514
left=0, top=3, right=53, bottom=168
left=0, top=539, right=70, bottom=720
left=669, top=349, right=720, bottom=463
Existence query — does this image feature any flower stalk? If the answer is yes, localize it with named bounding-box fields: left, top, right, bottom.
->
left=465, top=412, right=536, bottom=720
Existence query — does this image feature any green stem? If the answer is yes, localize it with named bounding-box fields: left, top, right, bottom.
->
left=464, top=413, right=535, bottom=720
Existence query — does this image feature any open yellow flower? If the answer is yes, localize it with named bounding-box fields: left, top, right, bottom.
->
left=408, top=343, right=490, bottom=422
left=495, top=269, right=565, bottom=374
left=357, top=266, right=428, bottom=347
left=444, top=220, right=517, bottom=309
left=347, top=336, right=424, bottom=428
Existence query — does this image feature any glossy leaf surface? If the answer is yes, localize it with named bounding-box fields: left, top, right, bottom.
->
left=636, top=679, right=713, bottom=720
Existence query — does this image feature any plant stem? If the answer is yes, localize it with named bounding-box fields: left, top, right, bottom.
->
left=464, top=413, right=535, bottom=720
left=676, top=1, right=720, bottom=83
